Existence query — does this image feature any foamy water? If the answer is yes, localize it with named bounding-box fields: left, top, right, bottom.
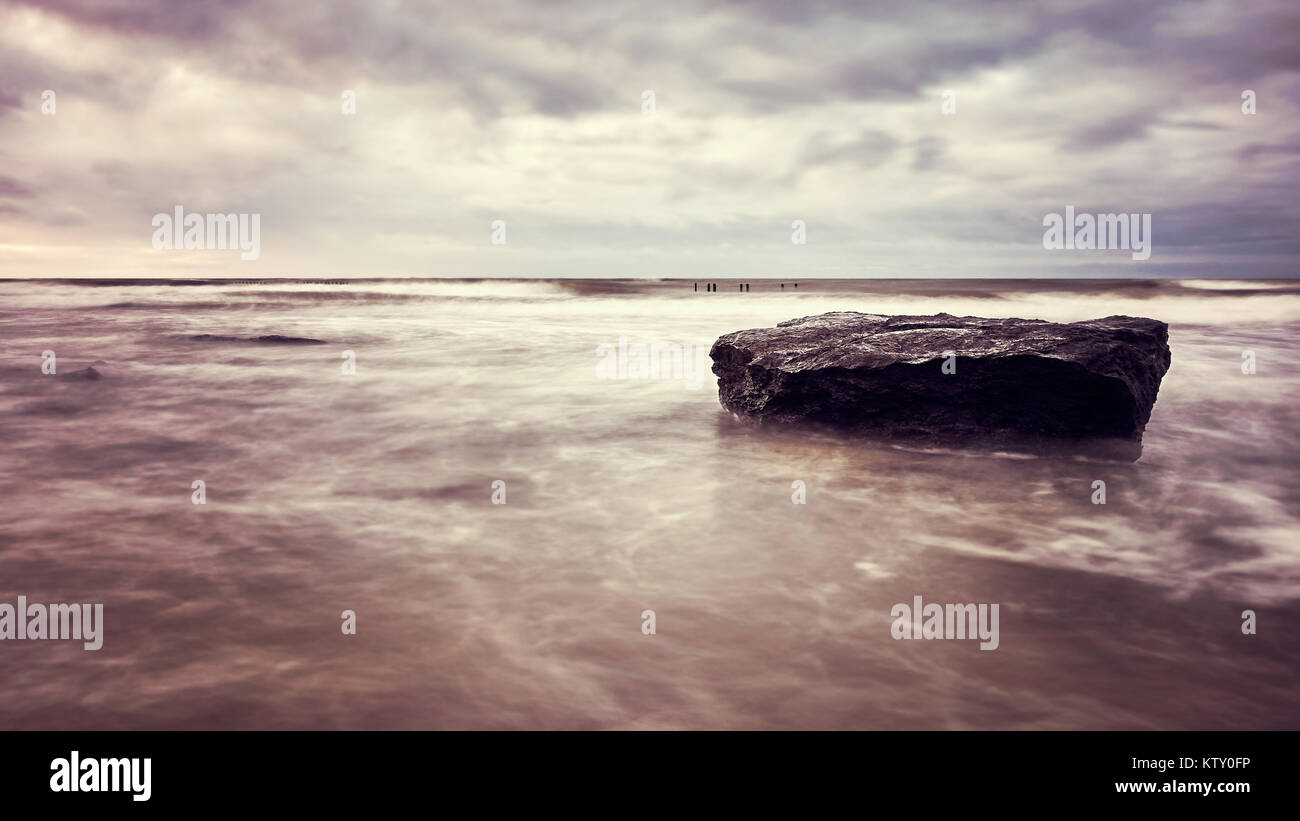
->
left=0, top=277, right=1297, bottom=729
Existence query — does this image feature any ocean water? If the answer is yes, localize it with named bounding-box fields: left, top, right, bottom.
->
left=0, top=277, right=1297, bottom=729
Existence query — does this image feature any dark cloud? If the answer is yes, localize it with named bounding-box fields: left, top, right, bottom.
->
left=1148, top=199, right=1300, bottom=250
left=18, top=0, right=614, bottom=120
left=14, top=0, right=1300, bottom=118
left=20, top=0, right=248, bottom=41
left=911, top=136, right=945, bottom=172
left=1066, top=111, right=1155, bottom=151
left=1238, top=141, right=1300, bottom=162
left=800, top=129, right=900, bottom=169
left=0, top=175, right=35, bottom=198
left=1160, top=120, right=1227, bottom=132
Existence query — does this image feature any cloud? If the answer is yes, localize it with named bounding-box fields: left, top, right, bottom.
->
left=1, top=0, right=1299, bottom=277
left=911, top=136, right=946, bottom=171
left=800, top=129, right=901, bottom=169
left=0, top=175, right=36, bottom=198
left=1239, top=140, right=1300, bottom=162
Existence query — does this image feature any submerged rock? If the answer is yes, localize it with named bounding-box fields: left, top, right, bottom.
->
left=62, top=366, right=102, bottom=380
left=709, top=312, right=1171, bottom=459
left=249, top=335, right=326, bottom=345
left=189, top=334, right=326, bottom=345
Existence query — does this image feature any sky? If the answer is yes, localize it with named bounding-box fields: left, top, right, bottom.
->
left=0, top=0, right=1297, bottom=278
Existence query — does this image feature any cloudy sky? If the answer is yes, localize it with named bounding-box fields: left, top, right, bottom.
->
left=0, top=0, right=1297, bottom=278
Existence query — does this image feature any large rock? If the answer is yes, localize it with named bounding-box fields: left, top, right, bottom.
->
left=709, top=312, right=1171, bottom=459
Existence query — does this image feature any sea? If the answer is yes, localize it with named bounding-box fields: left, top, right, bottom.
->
left=0, top=277, right=1297, bottom=729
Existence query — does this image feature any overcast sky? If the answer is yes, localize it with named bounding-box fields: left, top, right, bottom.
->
left=1, top=0, right=1297, bottom=278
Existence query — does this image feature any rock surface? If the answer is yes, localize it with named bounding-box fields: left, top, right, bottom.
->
left=709, top=312, right=1171, bottom=458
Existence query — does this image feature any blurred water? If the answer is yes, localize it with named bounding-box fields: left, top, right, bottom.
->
left=0, top=277, right=1297, bottom=729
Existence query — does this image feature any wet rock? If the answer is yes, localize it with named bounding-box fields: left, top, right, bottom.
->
left=709, top=312, right=1171, bottom=459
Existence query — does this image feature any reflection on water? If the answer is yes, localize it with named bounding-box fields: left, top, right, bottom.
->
left=0, top=277, right=1297, bottom=729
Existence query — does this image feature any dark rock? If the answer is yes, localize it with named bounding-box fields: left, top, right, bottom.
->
left=189, top=334, right=326, bottom=345
left=250, top=335, right=326, bottom=345
left=62, top=366, right=102, bottom=380
left=709, top=312, right=1171, bottom=460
